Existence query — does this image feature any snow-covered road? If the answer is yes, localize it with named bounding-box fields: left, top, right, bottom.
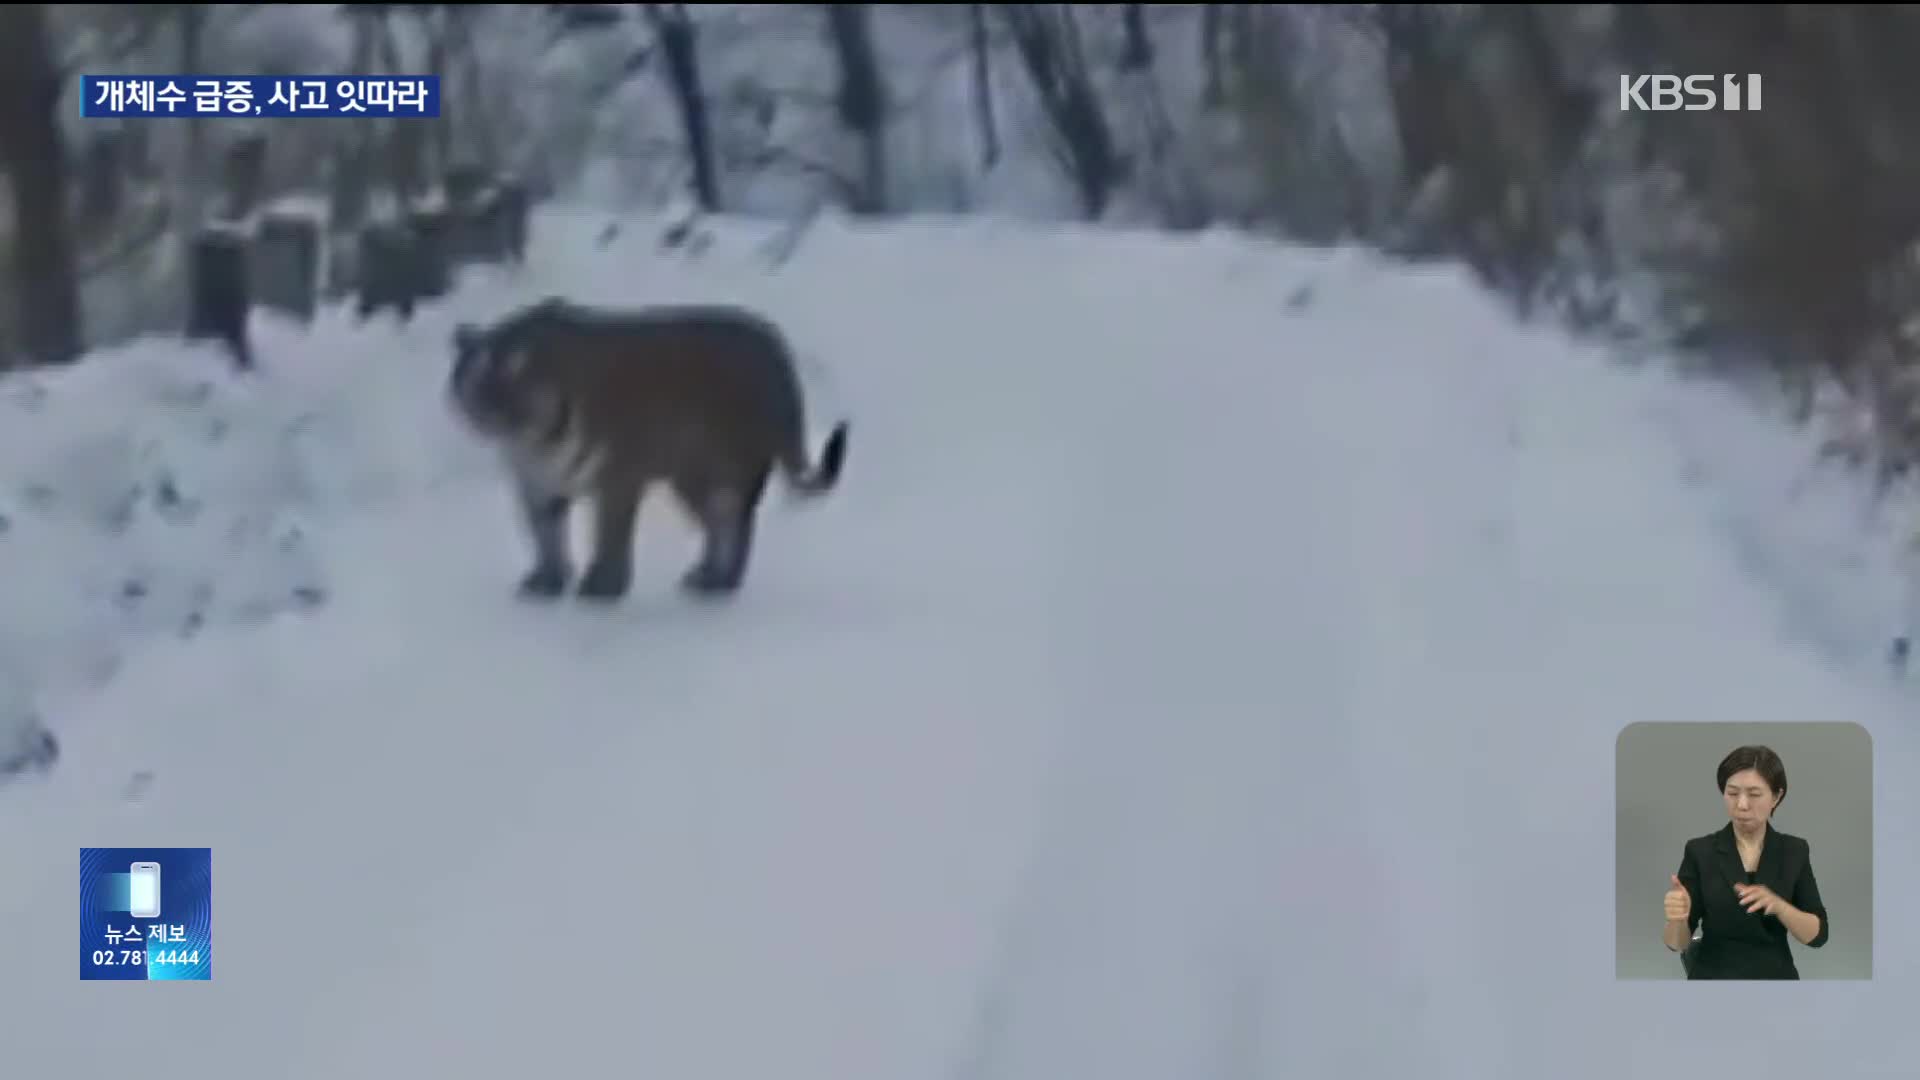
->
left=3, top=210, right=1913, bottom=1078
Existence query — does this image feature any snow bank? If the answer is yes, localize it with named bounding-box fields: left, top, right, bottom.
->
left=0, top=296, right=499, bottom=781
left=1617, top=365, right=1920, bottom=680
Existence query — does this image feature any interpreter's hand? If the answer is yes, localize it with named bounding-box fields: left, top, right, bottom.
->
left=1734, top=882, right=1789, bottom=918
left=1664, top=874, right=1690, bottom=922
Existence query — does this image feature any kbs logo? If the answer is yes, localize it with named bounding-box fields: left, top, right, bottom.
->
left=1619, top=74, right=1762, bottom=112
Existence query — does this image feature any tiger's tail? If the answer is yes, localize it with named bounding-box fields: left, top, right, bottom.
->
left=783, top=421, right=849, bottom=495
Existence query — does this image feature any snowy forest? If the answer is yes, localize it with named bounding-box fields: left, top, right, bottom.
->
left=3, top=5, right=1919, bottom=484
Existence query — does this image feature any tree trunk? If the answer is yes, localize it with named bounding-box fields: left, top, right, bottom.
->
left=446, top=8, right=496, bottom=169
left=0, top=4, right=83, bottom=367
left=179, top=5, right=208, bottom=228
left=424, top=8, right=452, bottom=181
left=79, top=132, right=125, bottom=224
left=222, top=131, right=268, bottom=221
left=642, top=4, right=720, bottom=212
left=969, top=5, right=1000, bottom=168
left=998, top=5, right=1121, bottom=220
left=329, top=12, right=378, bottom=231
left=1120, top=3, right=1153, bottom=71
left=374, top=12, right=426, bottom=209
left=1201, top=4, right=1225, bottom=107
left=824, top=3, right=888, bottom=214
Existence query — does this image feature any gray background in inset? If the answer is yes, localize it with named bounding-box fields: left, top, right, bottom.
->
left=1615, top=721, right=1872, bottom=980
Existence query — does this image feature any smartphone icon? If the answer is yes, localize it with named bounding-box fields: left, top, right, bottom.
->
left=128, top=862, right=161, bottom=920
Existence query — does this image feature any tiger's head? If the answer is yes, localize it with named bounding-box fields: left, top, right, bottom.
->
left=447, top=322, right=539, bottom=440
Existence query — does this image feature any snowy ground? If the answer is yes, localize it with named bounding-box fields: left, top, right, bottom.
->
left=2, top=206, right=1916, bottom=1077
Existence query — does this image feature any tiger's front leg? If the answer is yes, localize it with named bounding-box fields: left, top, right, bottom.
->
left=516, top=482, right=573, bottom=600
left=578, top=482, right=643, bottom=602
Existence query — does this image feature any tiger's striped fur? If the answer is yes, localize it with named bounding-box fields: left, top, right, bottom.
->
left=447, top=297, right=849, bottom=601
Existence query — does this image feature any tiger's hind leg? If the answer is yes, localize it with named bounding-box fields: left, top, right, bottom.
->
left=516, top=486, right=573, bottom=600
left=578, top=482, right=644, bottom=602
left=672, top=465, right=769, bottom=597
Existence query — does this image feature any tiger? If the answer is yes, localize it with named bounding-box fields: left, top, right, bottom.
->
left=446, top=297, right=849, bottom=602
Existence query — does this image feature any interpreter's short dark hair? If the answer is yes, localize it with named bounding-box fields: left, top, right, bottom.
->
left=1717, top=745, right=1788, bottom=808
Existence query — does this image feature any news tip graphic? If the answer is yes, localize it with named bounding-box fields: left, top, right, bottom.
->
left=79, top=75, right=439, bottom=119
left=79, top=847, right=212, bottom=981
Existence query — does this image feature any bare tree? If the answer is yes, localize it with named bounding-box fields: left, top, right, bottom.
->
left=1376, top=5, right=1460, bottom=226
left=329, top=8, right=379, bottom=231
left=177, top=4, right=210, bottom=228
left=0, top=4, right=83, bottom=367
left=57, top=4, right=173, bottom=234
left=1614, top=5, right=1920, bottom=468
left=1119, top=3, right=1153, bottom=71
left=422, top=7, right=453, bottom=179
left=442, top=7, right=496, bottom=169
left=1371, top=4, right=1581, bottom=283
left=642, top=3, right=720, bottom=211
left=221, top=131, right=269, bottom=221
left=78, top=132, right=125, bottom=225
left=1443, top=6, right=1596, bottom=303
left=998, top=4, right=1121, bottom=220
left=373, top=9, right=428, bottom=208
left=1200, top=4, right=1226, bottom=108
left=969, top=5, right=999, bottom=168
left=1229, top=6, right=1368, bottom=241
left=823, top=3, right=888, bottom=213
